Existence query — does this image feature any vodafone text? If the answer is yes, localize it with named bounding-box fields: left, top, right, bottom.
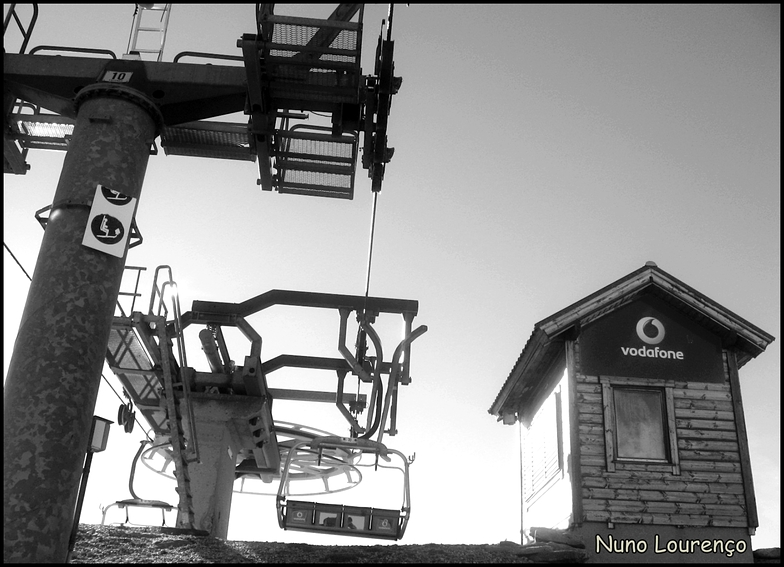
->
left=621, top=346, right=684, bottom=360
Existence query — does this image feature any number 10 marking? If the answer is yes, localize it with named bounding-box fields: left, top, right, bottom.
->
left=102, top=71, right=133, bottom=83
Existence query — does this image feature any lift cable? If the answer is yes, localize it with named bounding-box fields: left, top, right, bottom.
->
left=3, top=241, right=33, bottom=281
left=4, top=240, right=152, bottom=441
left=363, top=191, right=379, bottom=303
left=361, top=4, right=396, bottom=308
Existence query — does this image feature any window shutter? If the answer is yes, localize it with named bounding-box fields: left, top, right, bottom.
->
left=523, top=393, right=561, bottom=501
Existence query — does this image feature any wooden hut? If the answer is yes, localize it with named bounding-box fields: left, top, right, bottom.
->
left=489, top=262, right=774, bottom=563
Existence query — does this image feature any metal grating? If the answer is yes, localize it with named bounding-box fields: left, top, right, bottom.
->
left=265, top=16, right=362, bottom=106
left=118, top=371, right=162, bottom=406
left=272, top=23, right=359, bottom=53
left=5, top=114, right=75, bottom=154
left=106, top=323, right=168, bottom=436
left=279, top=134, right=354, bottom=160
left=18, top=119, right=74, bottom=138
left=277, top=169, right=353, bottom=198
left=107, top=327, right=154, bottom=373
left=274, top=128, right=356, bottom=198
left=161, top=121, right=255, bottom=161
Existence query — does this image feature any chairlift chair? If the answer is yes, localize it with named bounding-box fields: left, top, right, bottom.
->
left=277, top=436, right=411, bottom=540
left=101, top=439, right=175, bottom=527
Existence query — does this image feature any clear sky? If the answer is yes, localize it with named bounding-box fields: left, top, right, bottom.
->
left=4, top=3, right=780, bottom=549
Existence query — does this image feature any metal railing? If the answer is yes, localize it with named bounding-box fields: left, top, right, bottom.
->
left=149, top=265, right=197, bottom=463
left=3, top=3, right=39, bottom=54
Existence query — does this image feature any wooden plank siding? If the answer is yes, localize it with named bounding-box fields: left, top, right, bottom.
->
left=573, top=361, right=748, bottom=528
left=565, top=340, right=584, bottom=526
left=584, top=511, right=748, bottom=528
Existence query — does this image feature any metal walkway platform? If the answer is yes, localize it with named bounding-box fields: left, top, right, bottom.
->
left=5, top=111, right=258, bottom=171
left=105, top=316, right=170, bottom=437
left=160, top=121, right=255, bottom=162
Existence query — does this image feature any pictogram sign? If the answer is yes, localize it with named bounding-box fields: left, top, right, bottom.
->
left=82, top=184, right=137, bottom=258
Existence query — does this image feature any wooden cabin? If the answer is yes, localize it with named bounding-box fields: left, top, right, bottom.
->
left=489, top=262, right=774, bottom=563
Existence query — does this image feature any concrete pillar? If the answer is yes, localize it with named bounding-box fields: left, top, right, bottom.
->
left=188, top=418, right=237, bottom=538
left=184, top=395, right=262, bottom=538
left=4, top=87, right=158, bottom=563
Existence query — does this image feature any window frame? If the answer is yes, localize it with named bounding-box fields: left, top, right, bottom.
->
left=600, top=377, right=680, bottom=475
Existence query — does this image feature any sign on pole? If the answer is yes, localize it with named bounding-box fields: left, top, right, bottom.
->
left=81, top=184, right=137, bottom=258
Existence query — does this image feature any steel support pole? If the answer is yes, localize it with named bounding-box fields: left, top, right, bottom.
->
left=3, top=88, right=158, bottom=563
left=67, top=451, right=94, bottom=562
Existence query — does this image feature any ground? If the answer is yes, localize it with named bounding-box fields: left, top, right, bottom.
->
left=69, top=524, right=540, bottom=563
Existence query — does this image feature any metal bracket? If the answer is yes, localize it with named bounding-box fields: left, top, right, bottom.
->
left=35, top=204, right=143, bottom=249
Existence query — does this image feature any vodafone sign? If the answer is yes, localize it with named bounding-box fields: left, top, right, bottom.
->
left=580, top=295, right=724, bottom=383
left=636, top=317, right=665, bottom=344
left=620, top=317, right=683, bottom=360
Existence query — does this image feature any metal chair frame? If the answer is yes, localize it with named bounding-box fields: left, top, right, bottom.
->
left=276, top=436, right=411, bottom=540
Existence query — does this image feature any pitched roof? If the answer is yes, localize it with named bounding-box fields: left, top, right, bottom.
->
left=488, top=262, right=775, bottom=421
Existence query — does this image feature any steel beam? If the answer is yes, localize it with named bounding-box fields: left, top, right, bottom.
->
left=3, top=54, right=247, bottom=126
left=268, top=389, right=366, bottom=404
left=182, top=289, right=419, bottom=329
left=261, top=354, right=352, bottom=375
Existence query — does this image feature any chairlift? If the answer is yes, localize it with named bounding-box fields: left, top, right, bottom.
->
left=101, top=438, right=175, bottom=527
left=277, top=436, right=411, bottom=540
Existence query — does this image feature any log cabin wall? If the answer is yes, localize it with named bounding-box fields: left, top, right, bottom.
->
left=570, top=338, right=755, bottom=563
left=574, top=339, right=748, bottom=529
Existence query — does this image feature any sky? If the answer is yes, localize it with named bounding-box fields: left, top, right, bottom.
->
left=3, top=3, right=780, bottom=550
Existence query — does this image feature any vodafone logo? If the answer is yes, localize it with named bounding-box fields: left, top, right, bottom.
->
left=636, top=317, right=665, bottom=345
left=621, top=316, right=684, bottom=360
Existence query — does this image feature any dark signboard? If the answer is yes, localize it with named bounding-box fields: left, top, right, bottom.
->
left=580, top=295, right=724, bottom=383
left=82, top=184, right=136, bottom=258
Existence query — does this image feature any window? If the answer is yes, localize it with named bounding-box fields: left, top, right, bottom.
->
left=613, top=388, right=667, bottom=460
left=522, top=388, right=564, bottom=501
left=600, top=378, right=679, bottom=474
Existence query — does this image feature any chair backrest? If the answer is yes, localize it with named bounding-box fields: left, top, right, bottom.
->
left=283, top=500, right=402, bottom=540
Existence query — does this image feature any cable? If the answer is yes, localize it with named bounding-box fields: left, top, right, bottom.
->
left=363, top=191, right=380, bottom=302
left=3, top=242, right=33, bottom=281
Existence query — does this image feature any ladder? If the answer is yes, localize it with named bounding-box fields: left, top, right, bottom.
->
left=126, top=3, right=172, bottom=62
left=148, top=266, right=197, bottom=529
left=154, top=316, right=196, bottom=529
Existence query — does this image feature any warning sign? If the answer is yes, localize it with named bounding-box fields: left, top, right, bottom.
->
left=82, top=184, right=137, bottom=258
